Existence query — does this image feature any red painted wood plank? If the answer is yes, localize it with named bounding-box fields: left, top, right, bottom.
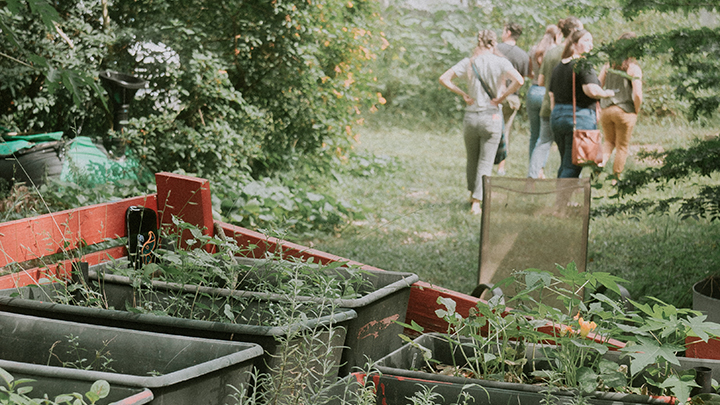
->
left=686, top=336, right=720, bottom=360
left=155, top=172, right=214, bottom=249
left=405, top=281, right=483, bottom=336
left=0, top=195, right=156, bottom=267
left=0, top=245, right=128, bottom=289
left=215, top=221, right=384, bottom=271
left=0, top=268, right=41, bottom=289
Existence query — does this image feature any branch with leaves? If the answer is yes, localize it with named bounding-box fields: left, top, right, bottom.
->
left=597, top=27, right=720, bottom=119
left=593, top=137, right=720, bottom=221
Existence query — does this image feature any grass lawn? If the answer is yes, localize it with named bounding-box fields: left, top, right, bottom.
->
left=303, top=114, right=720, bottom=309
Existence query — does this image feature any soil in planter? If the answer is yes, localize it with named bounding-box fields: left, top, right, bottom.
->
left=695, top=276, right=720, bottom=299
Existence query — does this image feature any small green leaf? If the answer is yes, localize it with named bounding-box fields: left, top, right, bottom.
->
left=436, top=296, right=456, bottom=314
left=223, top=304, right=234, bottom=320
left=658, top=374, right=695, bottom=405
left=524, top=270, right=552, bottom=290
left=598, top=359, right=627, bottom=390
left=683, top=315, right=720, bottom=342
left=0, top=368, right=14, bottom=385
left=89, top=379, right=110, bottom=399
left=55, top=394, right=74, bottom=403
left=620, top=336, right=682, bottom=376
left=577, top=366, right=598, bottom=394
left=86, top=391, right=101, bottom=403
left=395, top=320, right=425, bottom=333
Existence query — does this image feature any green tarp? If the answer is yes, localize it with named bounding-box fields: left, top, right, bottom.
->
left=60, top=136, right=141, bottom=184
left=0, top=132, right=63, bottom=156
left=1, top=129, right=141, bottom=186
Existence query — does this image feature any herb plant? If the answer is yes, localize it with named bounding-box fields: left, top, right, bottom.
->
left=402, top=262, right=720, bottom=404
left=0, top=367, right=110, bottom=405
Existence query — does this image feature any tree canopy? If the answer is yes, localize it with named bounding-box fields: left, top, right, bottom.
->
left=592, top=0, right=720, bottom=221
left=0, top=0, right=387, bottom=178
left=1, top=0, right=719, bottom=227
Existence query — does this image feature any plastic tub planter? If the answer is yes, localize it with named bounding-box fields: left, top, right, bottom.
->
left=687, top=275, right=720, bottom=360
left=228, top=257, right=419, bottom=375
left=693, top=276, right=720, bottom=324
left=1, top=372, right=153, bottom=405
left=371, top=333, right=720, bottom=405
left=0, top=276, right=357, bottom=382
left=54, top=258, right=414, bottom=376
left=0, top=312, right=262, bottom=405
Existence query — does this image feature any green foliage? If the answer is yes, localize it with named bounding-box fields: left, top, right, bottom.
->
left=420, top=263, right=720, bottom=403
left=0, top=0, right=396, bottom=235
left=599, top=26, right=720, bottom=119
left=110, top=0, right=387, bottom=176
left=1, top=0, right=387, bottom=185
left=593, top=136, right=720, bottom=221
left=0, top=0, right=112, bottom=134
left=47, top=334, right=115, bottom=373
left=209, top=149, right=396, bottom=236
left=372, top=0, right=615, bottom=124
left=619, top=0, right=718, bottom=19
left=0, top=367, right=110, bottom=405
left=587, top=0, right=720, bottom=224
left=212, top=174, right=359, bottom=236
left=119, top=53, right=268, bottom=179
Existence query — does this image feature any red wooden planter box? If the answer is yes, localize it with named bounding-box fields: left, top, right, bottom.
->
left=0, top=171, right=622, bottom=354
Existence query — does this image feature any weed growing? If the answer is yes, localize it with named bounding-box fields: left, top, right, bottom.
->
left=0, top=367, right=110, bottom=405
left=399, top=263, right=720, bottom=403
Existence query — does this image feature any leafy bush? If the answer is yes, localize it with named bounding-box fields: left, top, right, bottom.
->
left=211, top=149, right=397, bottom=236
left=1, top=0, right=388, bottom=179
left=593, top=135, right=720, bottom=221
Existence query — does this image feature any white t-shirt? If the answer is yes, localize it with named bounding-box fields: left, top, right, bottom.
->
left=451, top=54, right=515, bottom=113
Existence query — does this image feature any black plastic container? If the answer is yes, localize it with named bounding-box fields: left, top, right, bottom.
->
left=0, top=312, right=262, bottom=405
left=0, top=272, right=356, bottom=381
left=0, top=141, right=63, bottom=187
left=373, top=333, right=701, bottom=405
left=693, top=276, right=720, bottom=324
left=231, top=257, right=419, bottom=375
left=99, top=70, right=147, bottom=133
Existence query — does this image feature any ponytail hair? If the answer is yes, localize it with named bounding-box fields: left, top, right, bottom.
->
left=533, top=24, right=561, bottom=67
left=477, top=29, right=498, bottom=49
left=557, top=16, right=582, bottom=38
left=562, top=29, right=589, bottom=59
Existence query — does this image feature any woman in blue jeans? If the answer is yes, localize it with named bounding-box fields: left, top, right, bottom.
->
left=526, top=25, right=561, bottom=166
left=548, top=29, right=615, bottom=178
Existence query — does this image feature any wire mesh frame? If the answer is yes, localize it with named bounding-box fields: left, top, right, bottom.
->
left=477, top=176, right=591, bottom=292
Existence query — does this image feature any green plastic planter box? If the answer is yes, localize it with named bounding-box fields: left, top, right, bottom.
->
left=0, top=270, right=357, bottom=382
left=214, top=257, right=419, bottom=375
left=62, top=259, right=414, bottom=376
left=372, top=333, right=693, bottom=405
left=0, top=312, right=262, bottom=405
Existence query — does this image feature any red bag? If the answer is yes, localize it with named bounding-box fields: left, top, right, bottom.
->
left=571, top=71, right=603, bottom=166
left=572, top=129, right=603, bottom=166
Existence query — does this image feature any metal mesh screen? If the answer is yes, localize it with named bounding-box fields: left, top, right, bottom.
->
left=477, top=176, right=591, bottom=306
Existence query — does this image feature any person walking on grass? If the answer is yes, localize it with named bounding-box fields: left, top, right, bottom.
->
left=527, top=17, right=583, bottom=179
left=439, top=29, right=524, bottom=215
left=495, top=22, right=530, bottom=176
left=526, top=25, right=562, bottom=173
left=548, top=29, right=615, bottom=178
left=598, top=32, right=643, bottom=184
